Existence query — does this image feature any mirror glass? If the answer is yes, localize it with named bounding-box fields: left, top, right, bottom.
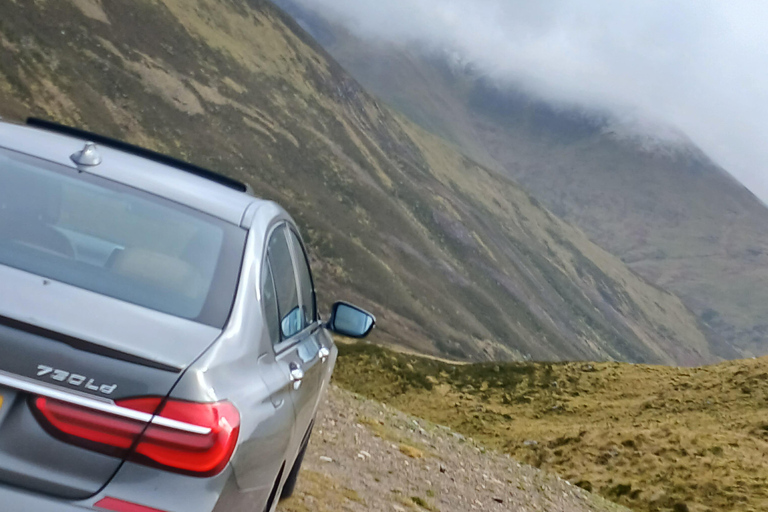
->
left=281, top=306, right=304, bottom=338
left=331, top=303, right=374, bottom=338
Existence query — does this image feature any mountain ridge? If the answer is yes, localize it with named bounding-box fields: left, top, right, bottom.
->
left=279, top=3, right=768, bottom=357
left=0, top=0, right=724, bottom=364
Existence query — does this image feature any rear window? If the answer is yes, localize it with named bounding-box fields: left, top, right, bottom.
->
left=0, top=149, right=246, bottom=328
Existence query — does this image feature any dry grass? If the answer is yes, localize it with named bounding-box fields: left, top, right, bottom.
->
left=357, top=415, right=433, bottom=460
left=410, top=495, right=440, bottom=511
left=399, top=443, right=424, bottom=459
left=335, top=343, right=768, bottom=512
left=279, top=470, right=365, bottom=512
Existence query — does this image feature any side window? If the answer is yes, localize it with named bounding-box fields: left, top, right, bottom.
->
left=267, top=226, right=304, bottom=339
left=261, top=262, right=280, bottom=345
left=287, top=229, right=316, bottom=325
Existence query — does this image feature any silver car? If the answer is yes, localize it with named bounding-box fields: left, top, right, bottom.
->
left=0, top=118, right=375, bottom=512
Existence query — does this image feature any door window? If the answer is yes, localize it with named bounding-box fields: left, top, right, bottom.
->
left=286, top=229, right=317, bottom=326
left=267, top=226, right=303, bottom=339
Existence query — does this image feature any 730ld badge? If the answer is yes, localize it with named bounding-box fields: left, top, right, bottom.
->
left=36, top=365, right=117, bottom=395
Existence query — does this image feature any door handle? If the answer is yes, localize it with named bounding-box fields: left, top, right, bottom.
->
left=319, top=346, right=330, bottom=362
left=289, top=362, right=304, bottom=384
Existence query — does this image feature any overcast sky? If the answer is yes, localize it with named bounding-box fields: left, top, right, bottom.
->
left=292, top=0, right=768, bottom=202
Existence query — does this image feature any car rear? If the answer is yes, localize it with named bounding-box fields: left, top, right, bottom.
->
left=0, top=122, right=252, bottom=509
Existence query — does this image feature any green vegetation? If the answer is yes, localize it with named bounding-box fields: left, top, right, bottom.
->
left=334, top=342, right=768, bottom=512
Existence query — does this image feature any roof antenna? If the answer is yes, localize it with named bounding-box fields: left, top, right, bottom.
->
left=71, top=142, right=102, bottom=167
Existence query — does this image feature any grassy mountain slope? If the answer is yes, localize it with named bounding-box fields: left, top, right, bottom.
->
left=335, top=342, right=768, bottom=512
left=284, top=5, right=768, bottom=358
left=0, top=0, right=718, bottom=364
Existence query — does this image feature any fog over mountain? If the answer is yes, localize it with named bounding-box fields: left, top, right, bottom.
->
left=290, top=0, right=768, bottom=202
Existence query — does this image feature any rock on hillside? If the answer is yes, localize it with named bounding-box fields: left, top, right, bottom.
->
left=279, top=385, right=628, bottom=512
left=0, top=0, right=720, bottom=364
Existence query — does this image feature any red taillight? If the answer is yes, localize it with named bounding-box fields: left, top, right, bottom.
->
left=33, top=396, right=240, bottom=476
left=94, top=496, right=167, bottom=512
left=34, top=397, right=162, bottom=451
left=132, top=399, right=240, bottom=475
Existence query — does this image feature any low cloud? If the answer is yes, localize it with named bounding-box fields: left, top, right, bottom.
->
left=291, top=0, right=768, bottom=201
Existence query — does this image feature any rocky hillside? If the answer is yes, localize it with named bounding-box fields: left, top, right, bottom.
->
left=0, top=0, right=721, bottom=364
left=279, top=1, right=768, bottom=358
left=279, top=384, right=628, bottom=512
left=335, top=342, right=768, bottom=512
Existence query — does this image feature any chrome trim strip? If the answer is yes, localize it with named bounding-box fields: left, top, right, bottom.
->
left=0, top=370, right=211, bottom=435
left=151, top=415, right=211, bottom=435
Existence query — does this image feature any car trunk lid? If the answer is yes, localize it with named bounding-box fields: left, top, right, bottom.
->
left=0, top=264, right=222, bottom=498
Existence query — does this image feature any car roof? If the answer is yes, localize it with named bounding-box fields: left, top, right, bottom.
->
left=0, top=119, right=264, bottom=226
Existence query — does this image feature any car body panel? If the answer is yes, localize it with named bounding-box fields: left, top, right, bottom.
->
left=274, top=330, right=324, bottom=440
left=0, top=481, right=99, bottom=512
left=0, top=263, right=223, bottom=373
left=0, top=387, right=122, bottom=499
left=166, top=220, right=300, bottom=500
left=90, top=463, right=234, bottom=512
left=167, top=207, right=299, bottom=507
left=0, top=120, right=355, bottom=512
left=0, top=348, right=182, bottom=498
left=160, top=204, right=339, bottom=511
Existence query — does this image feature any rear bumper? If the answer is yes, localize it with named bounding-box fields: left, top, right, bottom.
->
left=0, top=482, right=98, bottom=512
left=0, top=461, right=238, bottom=512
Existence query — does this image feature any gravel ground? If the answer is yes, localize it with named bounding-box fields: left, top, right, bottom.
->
left=279, top=385, right=629, bottom=512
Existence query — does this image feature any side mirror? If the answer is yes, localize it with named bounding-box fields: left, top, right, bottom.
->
left=327, top=301, right=375, bottom=339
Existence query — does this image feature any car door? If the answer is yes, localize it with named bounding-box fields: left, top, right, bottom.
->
left=284, top=226, right=329, bottom=414
left=266, top=225, right=324, bottom=445
left=219, top=230, right=297, bottom=497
